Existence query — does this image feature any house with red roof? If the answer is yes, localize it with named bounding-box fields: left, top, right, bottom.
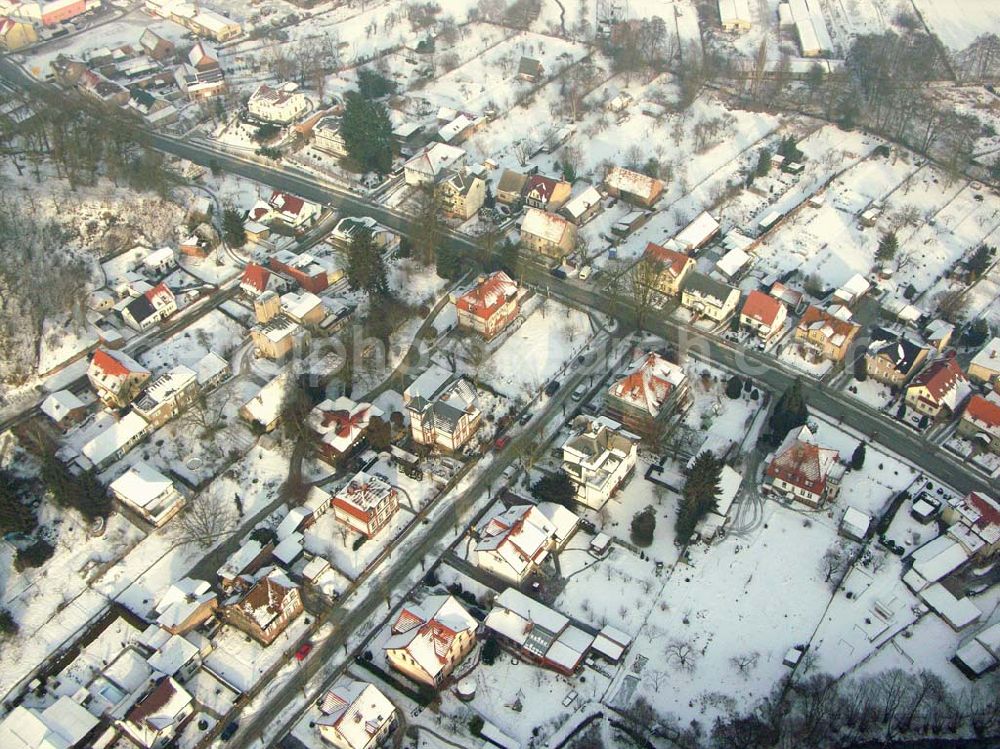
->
left=957, top=394, right=1000, bottom=454
left=249, top=190, right=321, bottom=231
left=905, top=354, right=971, bottom=420
left=793, top=305, right=860, bottom=362
left=383, top=595, right=477, bottom=687
left=523, top=174, right=572, bottom=211
left=332, top=471, right=399, bottom=538
left=121, top=282, right=176, bottom=332
left=308, top=396, right=383, bottom=462
left=763, top=425, right=844, bottom=508
left=87, top=349, right=151, bottom=408
left=644, top=241, right=694, bottom=297
left=455, top=271, right=521, bottom=340
left=740, top=290, right=787, bottom=341
left=943, top=492, right=1000, bottom=557
left=603, top=351, right=690, bottom=438
left=474, top=503, right=575, bottom=584
left=315, top=680, right=398, bottom=749
left=119, top=676, right=195, bottom=749
left=240, top=263, right=272, bottom=297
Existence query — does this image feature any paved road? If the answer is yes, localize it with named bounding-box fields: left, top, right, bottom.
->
left=228, top=336, right=612, bottom=748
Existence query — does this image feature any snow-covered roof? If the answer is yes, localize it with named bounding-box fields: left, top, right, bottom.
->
left=41, top=390, right=85, bottom=423
left=975, top=621, right=1000, bottom=656
left=910, top=534, right=970, bottom=583
left=125, top=677, right=193, bottom=733
left=476, top=505, right=556, bottom=578
left=970, top=337, right=1000, bottom=376
left=218, top=540, right=267, bottom=581
left=156, top=578, right=215, bottom=630
left=0, top=697, right=99, bottom=749
left=719, top=0, right=752, bottom=25
left=404, top=142, right=465, bottom=177
left=143, top=246, right=175, bottom=268
left=545, top=624, right=593, bottom=672
left=455, top=271, right=518, bottom=320
left=841, top=506, right=871, bottom=538
left=536, top=501, right=579, bottom=543
left=404, top=365, right=453, bottom=402
left=675, top=211, right=720, bottom=250
left=241, top=373, right=290, bottom=427
left=486, top=587, right=568, bottom=642
left=521, top=207, right=572, bottom=244
left=955, top=638, right=996, bottom=675
left=81, top=411, right=150, bottom=466
left=908, top=355, right=970, bottom=411
left=561, top=186, right=603, bottom=220
left=334, top=471, right=395, bottom=513
left=920, top=583, right=982, bottom=630
left=195, top=351, right=228, bottom=386
left=766, top=425, right=841, bottom=495
left=592, top=624, right=632, bottom=661
left=384, top=595, right=477, bottom=679
left=608, top=351, right=686, bottom=417
left=273, top=532, right=303, bottom=565
left=276, top=507, right=311, bottom=540
left=715, top=247, right=751, bottom=278
left=316, top=681, right=395, bottom=749
left=147, top=634, right=199, bottom=676
left=110, top=461, right=175, bottom=509
left=604, top=166, right=661, bottom=202
left=833, top=273, right=871, bottom=303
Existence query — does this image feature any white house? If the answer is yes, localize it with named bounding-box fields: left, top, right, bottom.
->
left=719, top=0, right=752, bottom=31
left=142, top=246, right=176, bottom=274
left=561, top=416, right=639, bottom=509
left=110, top=461, right=185, bottom=527
left=384, top=596, right=478, bottom=687
left=122, top=283, right=177, bottom=332
left=403, top=142, right=466, bottom=186
left=681, top=272, right=740, bottom=323
left=81, top=411, right=152, bottom=470
left=316, top=680, right=398, bottom=749
left=247, top=82, right=309, bottom=124
left=476, top=504, right=563, bottom=584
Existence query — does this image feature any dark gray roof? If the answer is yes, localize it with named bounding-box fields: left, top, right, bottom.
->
left=683, top=272, right=735, bottom=303
left=868, top=327, right=926, bottom=374
left=125, top=294, right=156, bottom=324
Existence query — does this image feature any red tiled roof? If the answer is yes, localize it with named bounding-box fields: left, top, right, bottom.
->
left=964, top=395, right=1000, bottom=429
left=455, top=271, right=518, bottom=320
left=270, top=191, right=305, bottom=216
left=966, top=491, right=1000, bottom=531
left=92, top=349, right=138, bottom=378
left=796, top=305, right=859, bottom=340
left=241, top=263, right=270, bottom=292
left=126, top=678, right=179, bottom=727
left=912, top=355, right=967, bottom=402
left=643, top=242, right=690, bottom=278
left=524, top=175, right=558, bottom=202
left=741, top=290, right=783, bottom=326
left=321, top=407, right=370, bottom=439
left=146, top=282, right=173, bottom=304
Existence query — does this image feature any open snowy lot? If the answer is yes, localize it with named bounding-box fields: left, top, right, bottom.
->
left=475, top=296, right=596, bottom=400
left=911, top=0, right=1000, bottom=52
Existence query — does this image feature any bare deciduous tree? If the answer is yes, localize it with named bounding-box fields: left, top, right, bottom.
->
left=172, top=491, right=237, bottom=549
left=665, top=638, right=698, bottom=672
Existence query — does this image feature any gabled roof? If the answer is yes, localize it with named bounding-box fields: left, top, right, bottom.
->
left=241, top=263, right=271, bottom=293
left=476, top=505, right=557, bottom=577
left=455, top=271, right=518, bottom=320
left=766, top=425, right=840, bottom=494
left=234, top=568, right=299, bottom=630
left=867, top=327, right=926, bottom=374
left=521, top=207, right=572, bottom=244
left=909, top=355, right=969, bottom=409
left=497, top=168, right=528, bottom=195
left=796, top=305, right=860, bottom=345
left=90, top=348, right=149, bottom=379
left=524, top=174, right=562, bottom=203
left=604, top=166, right=661, bottom=201
left=405, top=142, right=465, bottom=177
left=608, top=352, right=686, bottom=417
left=316, top=681, right=395, bottom=748
left=741, top=290, right=784, bottom=326
left=644, top=242, right=691, bottom=278
left=970, top=337, right=1000, bottom=375
left=963, top=394, right=1000, bottom=435
left=384, top=595, right=476, bottom=679
left=269, top=190, right=306, bottom=217
left=683, top=272, right=737, bottom=306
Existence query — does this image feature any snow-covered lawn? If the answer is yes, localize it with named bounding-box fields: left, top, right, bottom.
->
left=478, top=297, right=594, bottom=399
left=612, top=501, right=847, bottom=727
left=138, top=309, right=245, bottom=372
left=778, top=343, right=835, bottom=377
left=842, top=376, right=897, bottom=411
left=204, top=613, right=313, bottom=693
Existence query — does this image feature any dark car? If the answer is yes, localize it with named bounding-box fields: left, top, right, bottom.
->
left=221, top=722, right=239, bottom=741
left=550, top=267, right=567, bottom=280
left=544, top=380, right=560, bottom=397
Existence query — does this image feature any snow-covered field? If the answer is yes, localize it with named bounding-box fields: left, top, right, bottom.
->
left=912, top=0, right=1000, bottom=52
left=476, top=297, right=594, bottom=399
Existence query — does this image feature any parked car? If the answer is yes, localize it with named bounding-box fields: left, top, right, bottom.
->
left=550, top=266, right=568, bottom=280
left=578, top=265, right=592, bottom=281
left=571, top=383, right=587, bottom=401
left=295, top=643, right=313, bottom=661
left=220, top=722, right=239, bottom=741
left=544, top=380, right=560, bottom=396
left=495, top=435, right=511, bottom=450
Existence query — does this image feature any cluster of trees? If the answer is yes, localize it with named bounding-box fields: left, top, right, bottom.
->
left=345, top=226, right=390, bottom=299
left=766, top=379, right=809, bottom=446
left=221, top=207, right=247, bottom=248
left=531, top=470, right=576, bottom=510
left=0, top=468, right=37, bottom=537
left=0, top=91, right=173, bottom=193
left=630, top=506, right=656, bottom=547
left=676, top=451, right=723, bottom=541
left=22, top=429, right=110, bottom=523
left=341, top=90, right=394, bottom=174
